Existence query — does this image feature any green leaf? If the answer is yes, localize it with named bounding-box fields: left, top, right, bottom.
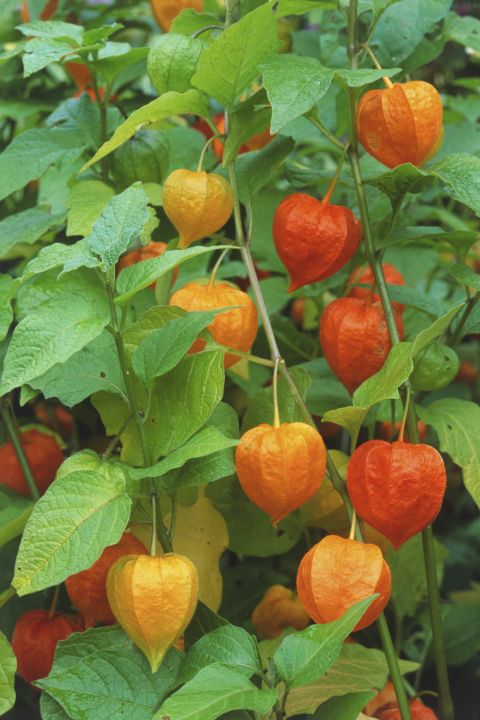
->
left=417, top=399, right=480, bottom=508
left=191, top=4, right=280, bottom=108
left=223, top=91, right=271, bottom=165
left=448, top=263, right=480, bottom=292
left=87, top=183, right=149, bottom=270
left=0, top=273, right=109, bottom=396
left=0, top=128, right=86, bottom=202
left=66, top=181, right=115, bottom=237
left=23, top=37, right=77, bottom=77
left=22, top=239, right=100, bottom=279
left=442, top=603, right=480, bottom=665
left=274, top=598, right=376, bottom=688
left=445, top=12, right=480, bottom=52
left=178, top=626, right=260, bottom=684
left=94, top=46, right=149, bottom=86
left=30, top=331, right=126, bottom=407
left=0, top=632, right=16, bottom=715
left=0, top=489, right=33, bottom=547
left=132, top=310, right=221, bottom=385
left=13, top=467, right=131, bottom=595
left=155, top=664, right=276, bottom=720
left=116, top=246, right=231, bottom=304
left=40, top=693, right=72, bottom=720
left=285, top=644, right=418, bottom=716
left=148, top=34, right=203, bottom=95
left=170, top=9, right=222, bottom=36
left=0, top=207, right=66, bottom=259
left=36, top=626, right=182, bottom=720
left=389, top=535, right=447, bottom=619
left=372, top=0, right=451, bottom=65
left=83, top=89, right=211, bottom=169
left=207, top=476, right=302, bottom=557
left=130, top=426, right=237, bottom=483
left=233, top=136, right=295, bottom=203
left=0, top=275, right=16, bottom=342
left=123, top=305, right=185, bottom=355
left=311, top=691, right=376, bottom=720
left=262, top=56, right=400, bottom=132
left=276, top=0, right=335, bottom=15
left=367, top=154, right=480, bottom=217
left=94, top=351, right=225, bottom=464
left=17, top=20, right=83, bottom=43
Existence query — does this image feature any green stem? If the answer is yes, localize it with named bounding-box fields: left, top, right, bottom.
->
left=48, top=585, right=61, bottom=619
left=449, top=293, right=478, bottom=346
left=377, top=614, right=412, bottom=720
left=0, top=401, right=40, bottom=500
left=422, top=527, right=455, bottom=720
left=150, top=491, right=157, bottom=556
left=308, top=110, right=346, bottom=151
left=0, top=586, right=15, bottom=609
left=105, top=283, right=173, bottom=554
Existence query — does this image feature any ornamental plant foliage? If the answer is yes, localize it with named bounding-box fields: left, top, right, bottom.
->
left=0, top=1, right=480, bottom=719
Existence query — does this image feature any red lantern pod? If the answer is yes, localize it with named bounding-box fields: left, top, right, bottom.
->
left=347, top=440, right=447, bottom=548
left=347, top=263, right=405, bottom=312
left=375, top=698, right=438, bottom=720
left=273, top=192, right=362, bottom=292
left=319, top=297, right=404, bottom=394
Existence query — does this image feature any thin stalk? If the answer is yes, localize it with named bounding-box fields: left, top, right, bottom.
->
left=0, top=401, right=39, bottom=500
left=48, top=585, right=61, bottom=619
left=150, top=491, right=157, bottom=556
left=449, top=293, right=478, bottom=346
left=102, top=414, right=132, bottom=460
left=0, top=586, right=15, bottom=609
left=272, top=358, right=281, bottom=428
left=377, top=614, right=413, bottom=720
left=308, top=111, right=347, bottom=151
left=197, top=135, right=217, bottom=172
left=105, top=283, right=173, bottom=553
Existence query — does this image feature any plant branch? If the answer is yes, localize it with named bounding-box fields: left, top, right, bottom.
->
left=0, top=400, right=40, bottom=500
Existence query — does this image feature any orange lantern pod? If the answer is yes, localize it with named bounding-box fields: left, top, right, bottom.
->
left=296, top=535, right=391, bottom=631
left=34, top=402, right=73, bottom=437
left=21, top=0, right=57, bottom=22
left=235, top=422, right=326, bottom=524
left=12, top=610, right=83, bottom=683
left=252, top=585, right=310, bottom=639
left=163, top=169, right=234, bottom=249
left=65, top=532, right=147, bottom=628
left=0, top=429, right=63, bottom=497
left=347, top=440, right=447, bottom=549
left=107, top=553, right=198, bottom=671
left=273, top=192, right=362, bottom=292
left=319, top=297, right=404, bottom=394
left=169, top=280, right=258, bottom=368
left=356, top=80, right=443, bottom=168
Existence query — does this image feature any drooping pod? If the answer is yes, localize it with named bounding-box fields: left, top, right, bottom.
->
left=273, top=192, right=362, bottom=291
left=107, top=553, right=198, bottom=671
left=296, top=535, right=391, bottom=631
left=356, top=80, right=443, bottom=168
left=169, top=280, right=258, bottom=368
left=65, top=532, right=147, bottom=628
left=12, top=610, right=83, bottom=683
left=0, top=428, right=64, bottom=497
left=235, top=422, right=326, bottom=524
left=162, top=169, right=234, bottom=248
left=347, top=440, right=447, bottom=548
left=319, top=297, right=404, bottom=394
left=347, top=262, right=405, bottom=312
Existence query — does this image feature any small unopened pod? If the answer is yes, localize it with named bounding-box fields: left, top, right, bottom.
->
left=163, top=169, right=234, bottom=248
left=252, top=585, right=310, bottom=639
left=107, top=553, right=198, bottom=672
left=235, top=422, right=327, bottom=525
left=296, top=535, right=391, bottom=631
left=347, top=440, right=447, bottom=548
left=273, top=192, right=362, bottom=291
left=356, top=80, right=443, bottom=168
